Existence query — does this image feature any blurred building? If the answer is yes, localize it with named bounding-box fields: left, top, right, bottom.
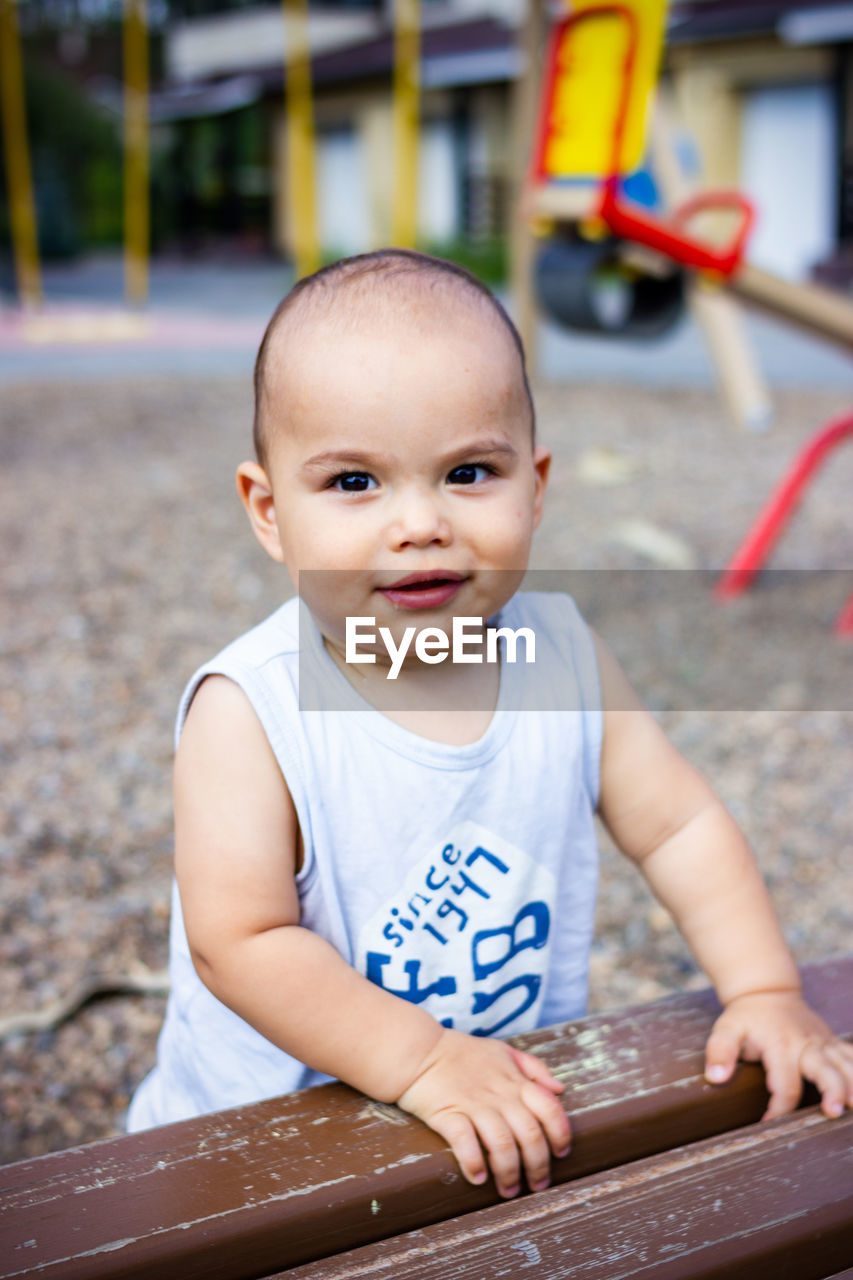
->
left=127, top=1, right=853, bottom=280
left=150, top=0, right=521, bottom=261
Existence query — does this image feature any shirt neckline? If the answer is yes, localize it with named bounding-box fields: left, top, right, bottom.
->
left=298, top=600, right=521, bottom=769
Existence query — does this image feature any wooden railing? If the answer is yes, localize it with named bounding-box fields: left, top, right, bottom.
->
left=2, top=955, right=851, bottom=1280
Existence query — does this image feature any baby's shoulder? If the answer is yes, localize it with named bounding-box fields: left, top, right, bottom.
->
left=178, top=671, right=266, bottom=744
left=175, top=597, right=301, bottom=749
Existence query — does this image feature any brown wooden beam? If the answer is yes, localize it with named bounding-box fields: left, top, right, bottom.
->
left=1, top=956, right=850, bottom=1280
left=281, top=1107, right=853, bottom=1280
left=731, top=263, right=853, bottom=351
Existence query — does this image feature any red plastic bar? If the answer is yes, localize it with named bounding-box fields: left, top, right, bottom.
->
left=834, top=590, right=853, bottom=637
left=716, top=411, right=853, bottom=598
left=599, top=182, right=754, bottom=275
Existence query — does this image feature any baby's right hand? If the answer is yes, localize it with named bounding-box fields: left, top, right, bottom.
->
left=396, top=1028, right=570, bottom=1198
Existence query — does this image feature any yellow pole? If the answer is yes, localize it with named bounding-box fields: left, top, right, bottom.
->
left=0, top=0, right=42, bottom=307
left=391, top=0, right=420, bottom=247
left=283, top=0, right=320, bottom=278
left=511, top=0, right=548, bottom=368
left=123, top=0, right=149, bottom=306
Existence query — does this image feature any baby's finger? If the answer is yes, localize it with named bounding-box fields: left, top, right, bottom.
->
left=762, top=1050, right=803, bottom=1120
left=704, top=1019, right=743, bottom=1085
left=472, top=1110, right=523, bottom=1199
left=430, top=1111, right=488, bottom=1188
left=503, top=1102, right=552, bottom=1193
left=521, top=1078, right=571, bottom=1159
left=511, top=1047, right=564, bottom=1094
left=826, top=1039, right=853, bottom=1104
left=800, top=1042, right=849, bottom=1118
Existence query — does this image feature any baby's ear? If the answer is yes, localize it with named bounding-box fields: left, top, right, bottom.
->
left=236, top=461, right=285, bottom=562
left=532, top=445, right=551, bottom=529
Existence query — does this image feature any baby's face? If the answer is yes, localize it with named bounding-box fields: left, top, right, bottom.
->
left=239, top=305, right=550, bottom=656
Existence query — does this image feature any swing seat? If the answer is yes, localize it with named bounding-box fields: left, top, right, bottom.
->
left=534, top=232, right=685, bottom=338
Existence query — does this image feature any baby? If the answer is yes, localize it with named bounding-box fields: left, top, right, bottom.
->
left=129, top=249, right=853, bottom=1199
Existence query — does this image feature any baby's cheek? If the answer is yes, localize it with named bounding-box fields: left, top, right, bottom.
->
left=509, top=505, right=535, bottom=531
left=495, top=515, right=534, bottom=563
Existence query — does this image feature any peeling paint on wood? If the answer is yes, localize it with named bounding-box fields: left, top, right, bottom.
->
left=356, top=1103, right=409, bottom=1128
left=283, top=1109, right=853, bottom=1280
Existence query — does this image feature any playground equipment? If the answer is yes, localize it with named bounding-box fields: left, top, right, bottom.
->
left=715, top=410, right=853, bottom=637
left=284, top=0, right=321, bottom=279
left=533, top=233, right=685, bottom=338
left=0, top=0, right=41, bottom=306
left=528, top=3, right=760, bottom=338
left=392, top=0, right=421, bottom=248
left=525, top=0, right=853, bottom=635
left=124, top=0, right=150, bottom=305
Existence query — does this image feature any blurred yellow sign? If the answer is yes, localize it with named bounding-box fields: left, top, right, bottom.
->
left=540, top=0, right=667, bottom=181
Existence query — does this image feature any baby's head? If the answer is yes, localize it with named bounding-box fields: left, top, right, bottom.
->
left=251, top=248, right=536, bottom=471
left=237, top=249, right=550, bottom=652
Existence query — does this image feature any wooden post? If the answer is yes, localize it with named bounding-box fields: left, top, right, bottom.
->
left=649, top=101, right=773, bottom=432
left=123, top=0, right=149, bottom=306
left=283, top=0, right=320, bottom=278
left=391, top=0, right=420, bottom=247
left=0, top=0, right=42, bottom=307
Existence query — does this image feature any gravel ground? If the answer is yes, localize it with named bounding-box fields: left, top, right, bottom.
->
left=1, top=374, right=851, bottom=1165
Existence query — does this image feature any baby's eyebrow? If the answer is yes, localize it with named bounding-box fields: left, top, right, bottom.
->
left=449, top=440, right=518, bottom=461
left=301, top=450, right=381, bottom=475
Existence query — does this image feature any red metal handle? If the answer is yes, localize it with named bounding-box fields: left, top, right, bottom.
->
left=670, top=189, right=756, bottom=274
left=599, top=181, right=755, bottom=277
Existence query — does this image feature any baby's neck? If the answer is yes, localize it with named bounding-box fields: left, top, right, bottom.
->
left=323, top=635, right=501, bottom=746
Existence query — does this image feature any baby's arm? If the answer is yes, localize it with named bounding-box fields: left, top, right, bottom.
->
left=593, top=634, right=853, bottom=1120
left=174, top=676, right=569, bottom=1198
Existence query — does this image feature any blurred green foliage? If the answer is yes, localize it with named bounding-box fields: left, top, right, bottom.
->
left=422, top=237, right=508, bottom=287
left=319, top=238, right=508, bottom=286
left=0, top=57, right=123, bottom=257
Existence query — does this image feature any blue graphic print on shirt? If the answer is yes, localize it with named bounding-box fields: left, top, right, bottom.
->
left=355, top=821, right=556, bottom=1037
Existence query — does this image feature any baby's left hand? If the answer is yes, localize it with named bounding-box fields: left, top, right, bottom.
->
left=704, top=989, right=853, bottom=1120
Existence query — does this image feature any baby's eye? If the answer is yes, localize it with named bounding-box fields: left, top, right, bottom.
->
left=446, top=463, right=493, bottom=485
left=331, top=471, right=377, bottom=493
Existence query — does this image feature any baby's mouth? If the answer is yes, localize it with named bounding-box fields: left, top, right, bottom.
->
left=378, top=572, right=467, bottom=611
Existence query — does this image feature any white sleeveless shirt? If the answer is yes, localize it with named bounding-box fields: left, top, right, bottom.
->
left=128, top=592, right=602, bottom=1131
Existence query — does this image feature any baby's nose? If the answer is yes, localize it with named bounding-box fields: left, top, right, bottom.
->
left=386, top=486, right=452, bottom=549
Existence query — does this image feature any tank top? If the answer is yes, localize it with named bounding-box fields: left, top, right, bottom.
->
left=127, top=591, right=602, bottom=1130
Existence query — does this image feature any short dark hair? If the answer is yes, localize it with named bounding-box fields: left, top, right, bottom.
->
left=252, top=248, right=535, bottom=469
